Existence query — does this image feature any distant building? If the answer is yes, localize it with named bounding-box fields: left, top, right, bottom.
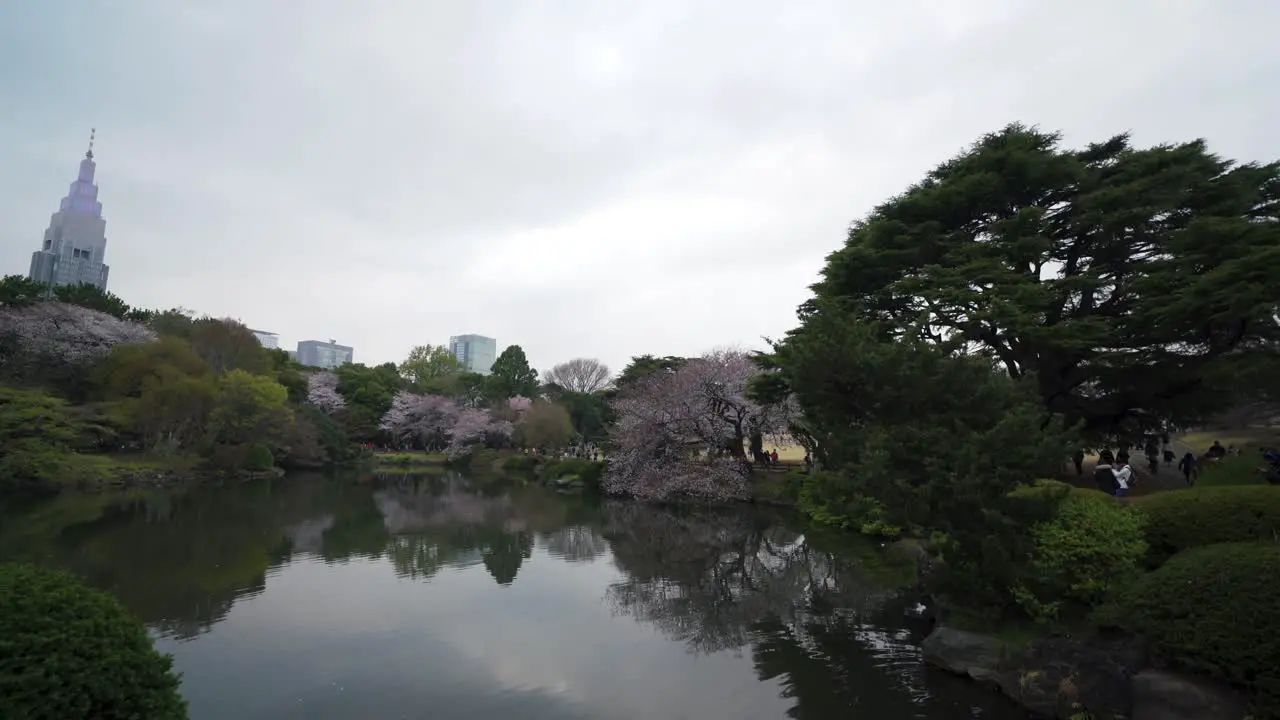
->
left=450, top=334, right=497, bottom=375
left=297, top=340, right=353, bottom=369
left=249, top=329, right=279, bottom=350
left=286, top=350, right=298, bottom=362
left=28, top=130, right=111, bottom=291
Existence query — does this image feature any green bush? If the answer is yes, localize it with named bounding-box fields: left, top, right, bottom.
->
left=245, top=442, right=275, bottom=471
left=1100, top=543, right=1280, bottom=716
left=0, top=563, right=188, bottom=719
left=541, top=458, right=604, bottom=490
left=797, top=470, right=902, bottom=537
left=1134, top=486, right=1280, bottom=565
left=502, top=454, right=538, bottom=473
left=1007, top=484, right=1147, bottom=622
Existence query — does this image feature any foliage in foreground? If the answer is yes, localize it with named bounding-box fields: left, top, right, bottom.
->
left=0, top=563, right=188, bottom=719
left=1007, top=482, right=1147, bottom=623
left=1133, top=485, right=1280, bottom=566
left=775, top=309, right=1076, bottom=607
left=1100, top=543, right=1280, bottom=717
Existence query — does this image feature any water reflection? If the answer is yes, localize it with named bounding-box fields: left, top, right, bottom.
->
left=0, top=473, right=1023, bottom=719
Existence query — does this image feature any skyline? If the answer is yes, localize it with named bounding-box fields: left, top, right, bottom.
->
left=2, top=1, right=1278, bottom=375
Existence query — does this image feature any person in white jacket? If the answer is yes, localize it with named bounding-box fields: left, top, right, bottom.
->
left=1112, top=459, right=1134, bottom=497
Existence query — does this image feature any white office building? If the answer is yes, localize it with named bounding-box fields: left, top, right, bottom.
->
left=250, top=330, right=280, bottom=349
left=297, top=340, right=354, bottom=369
left=449, top=334, right=497, bottom=375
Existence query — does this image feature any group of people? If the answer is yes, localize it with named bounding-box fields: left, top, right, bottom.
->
left=1078, top=435, right=1248, bottom=494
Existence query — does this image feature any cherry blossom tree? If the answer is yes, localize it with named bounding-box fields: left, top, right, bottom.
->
left=446, top=408, right=512, bottom=459
left=379, top=391, right=460, bottom=450
left=603, top=349, right=796, bottom=501
left=508, top=395, right=532, bottom=413
left=0, top=301, right=156, bottom=366
left=306, top=371, right=345, bottom=414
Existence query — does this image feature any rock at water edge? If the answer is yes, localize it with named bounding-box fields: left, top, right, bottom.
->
left=1131, top=670, right=1248, bottom=720
left=921, top=627, right=1004, bottom=682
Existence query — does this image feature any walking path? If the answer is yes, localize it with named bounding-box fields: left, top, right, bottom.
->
left=1064, top=438, right=1202, bottom=496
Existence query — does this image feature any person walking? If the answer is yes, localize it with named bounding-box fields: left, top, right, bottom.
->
left=1094, top=452, right=1116, bottom=494
left=1177, top=452, right=1198, bottom=486
left=1112, top=458, right=1134, bottom=497
left=1072, top=449, right=1085, bottom=476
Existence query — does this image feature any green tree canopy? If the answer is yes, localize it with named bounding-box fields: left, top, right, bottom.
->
left=488, top=345, right=539, bottom=400
left=398, top=344, right=463, bottom=388
left=615, top=355, right=686, bottom=390
left=334, top=362, right=405, bottom=441
left=810, top=124, right=1280, bottom=438
left=0, top=275, right=48, bottom=307
left=206, top=370, right=292, bottom=447
left=52, top=282, right=133, bottom=320
left=188, top=318, right=267, bottom=375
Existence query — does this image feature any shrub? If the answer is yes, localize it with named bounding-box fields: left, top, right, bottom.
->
left=541, top=458, right=605, bottom=490
left=1134, top=486, right=1280, bottom=566
left=502, top=454, right=538, bottom=473
left=0, top=563, right=188, bottom=719
left=245, top=442, right=275, bottom=471
left=797, top=470, right=902, bottom=537
left=1100, top=543, right=1280, bottom=716
left=1007, top=484, right=1147, bottom=622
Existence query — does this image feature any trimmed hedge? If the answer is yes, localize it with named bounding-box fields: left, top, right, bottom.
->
left=0, top=563, right=188, bottom=719
left=1101, top=542, right=1280, bottom=716
left=1007, top=483, right=1147, bottom=622
left=1133, top=486, right=1280, bottom=565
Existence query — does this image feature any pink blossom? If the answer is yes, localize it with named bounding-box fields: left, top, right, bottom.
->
left=306, top=371, right=346, bottom=414
left=508, top=395, right=532, bottom=413
left=446, top=408, right=512, bottom=459
left=603, top=349, right=795, bottom=501
left=380, top=391, right=461, bottom=450
left=0, top=301, right=156, bottom=365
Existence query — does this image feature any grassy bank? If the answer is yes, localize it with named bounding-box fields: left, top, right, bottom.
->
left=18, top=452, right=204, bottom=492
left=372, top=451, right=449, bottom=467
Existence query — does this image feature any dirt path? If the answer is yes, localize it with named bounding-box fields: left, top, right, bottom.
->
left=1060, top=446, right=1194, bottom=497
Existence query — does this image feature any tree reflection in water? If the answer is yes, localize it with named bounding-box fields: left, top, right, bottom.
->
left=0, top=476, right=1020, bottom=718
left=599, top=501, right=1006, bottom=719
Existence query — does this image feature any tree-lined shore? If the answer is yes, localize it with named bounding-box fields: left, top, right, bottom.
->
left=4, top=123, right=1280, bottom=718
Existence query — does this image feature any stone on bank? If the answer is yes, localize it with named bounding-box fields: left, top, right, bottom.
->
left=921, top=626, right=1250, bottom=720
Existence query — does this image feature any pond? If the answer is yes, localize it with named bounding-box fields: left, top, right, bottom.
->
left=0, top=472, right=1025, bottom=719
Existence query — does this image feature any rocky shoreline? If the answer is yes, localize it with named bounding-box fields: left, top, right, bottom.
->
left=920, top=625, right=1248, bottom=720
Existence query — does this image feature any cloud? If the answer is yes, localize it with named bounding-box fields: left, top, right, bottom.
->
left=2, top=0, right=1277, bottom=372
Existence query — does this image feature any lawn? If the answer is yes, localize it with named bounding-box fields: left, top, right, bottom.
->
left=373, top=451, right=449, bottom=466
left=1180, top=427, right=1280, bottom=453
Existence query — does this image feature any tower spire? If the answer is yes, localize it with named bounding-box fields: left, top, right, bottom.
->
left=86, top=128, right=95, bottom=160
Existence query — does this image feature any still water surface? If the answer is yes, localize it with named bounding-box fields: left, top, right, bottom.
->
left=0, top=472, right=1025, bottom=719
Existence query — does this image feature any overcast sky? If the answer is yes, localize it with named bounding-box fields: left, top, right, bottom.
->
left=2, top=1, right=1277, bottom=374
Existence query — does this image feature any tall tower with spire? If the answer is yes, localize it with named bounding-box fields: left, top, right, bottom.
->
left=28, top=129, right=112, bottom=291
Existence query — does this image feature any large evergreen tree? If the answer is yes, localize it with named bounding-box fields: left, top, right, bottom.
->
left=809, top=124, right=1280, bottom=438
left=487, top=345, right=538, bottom=400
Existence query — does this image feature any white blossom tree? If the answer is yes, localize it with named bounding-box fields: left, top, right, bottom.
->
left=306, top=371, right=346, bottom=414
left=379, top=391, right=461, bottom=450
left=0, top=301, right=156, bottom=366
left=446, top=408, right=512, bottom=459
left=603, top=349, right=795, bottom=501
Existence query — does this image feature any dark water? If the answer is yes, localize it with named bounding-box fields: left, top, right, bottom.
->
left=0, top=472, right=1025, bottom=720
